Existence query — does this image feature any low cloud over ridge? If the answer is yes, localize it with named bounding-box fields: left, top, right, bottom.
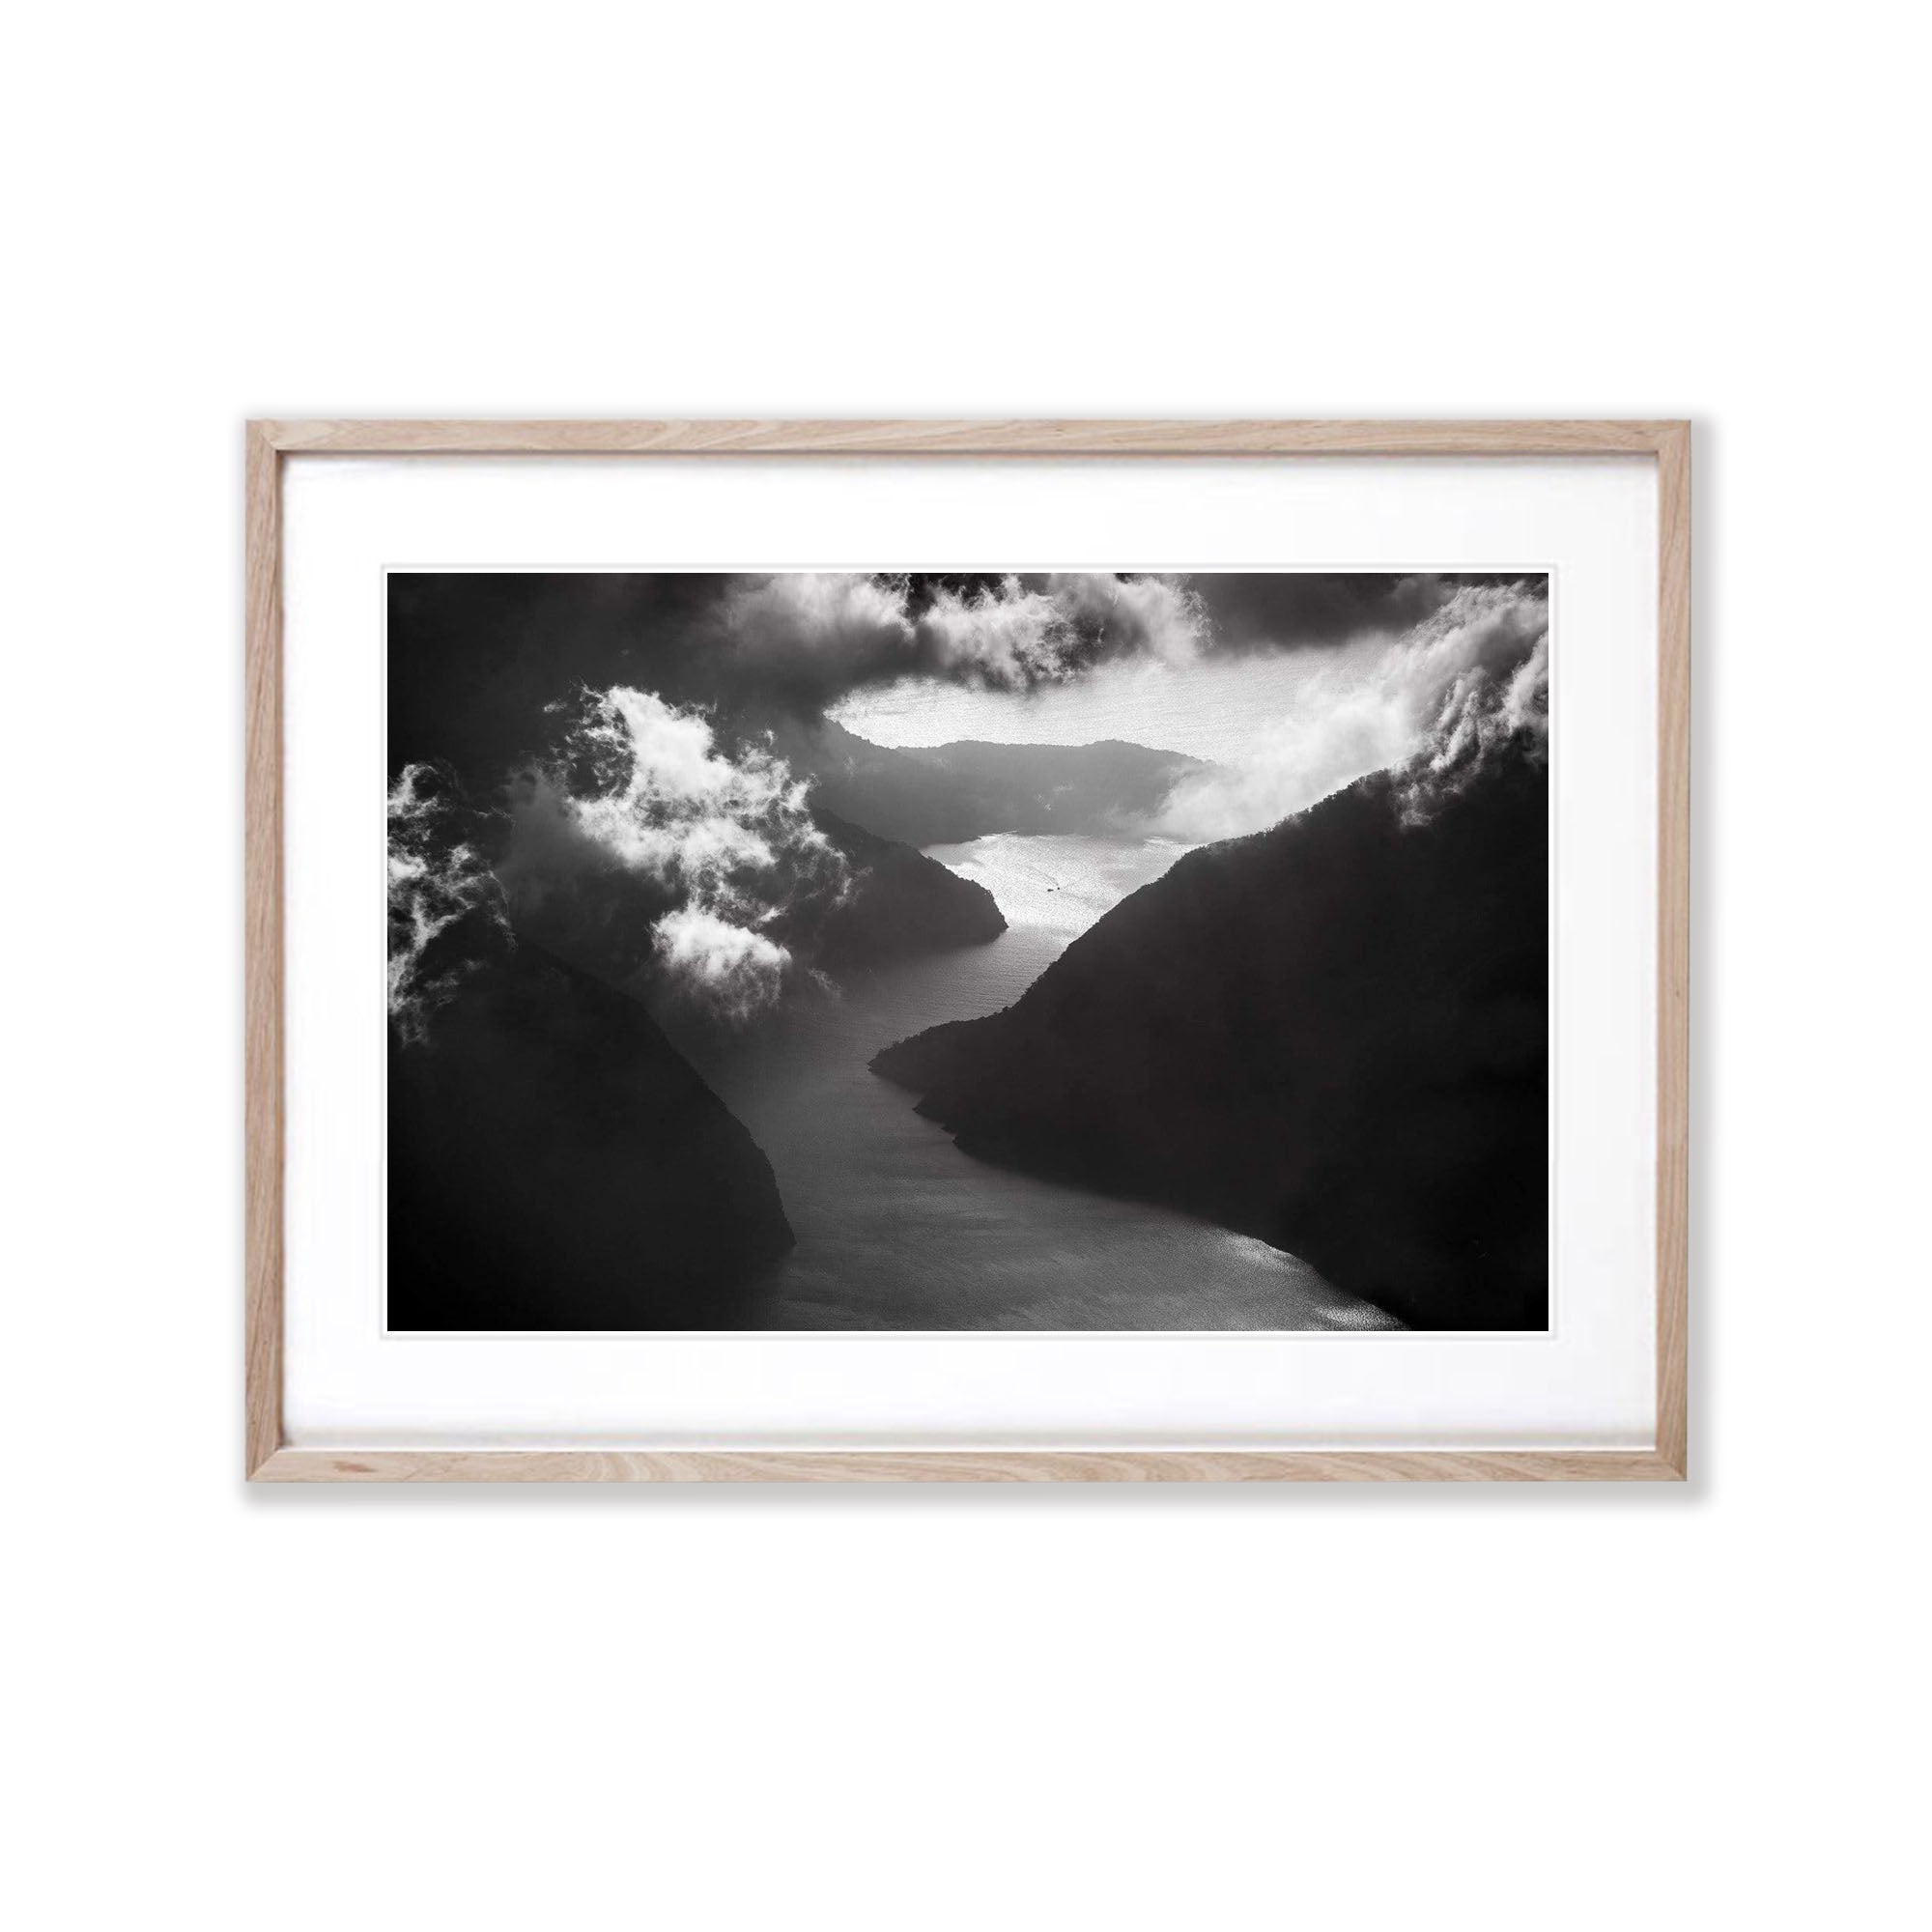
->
left=1153, top=582, right=1549, bottom=839
left=386, top=571, right=1531, bottom=791
left=386, top=573, right=1550, bottom=1030
left=498, top=686, right=847, bottom=1021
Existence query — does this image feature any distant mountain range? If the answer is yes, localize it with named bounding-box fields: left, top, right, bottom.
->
left=770, top=718, right=1209, bottom=846
left=384, top=570, right=1211, bottom=847
left=873, top=743, right=1548, bottom=1330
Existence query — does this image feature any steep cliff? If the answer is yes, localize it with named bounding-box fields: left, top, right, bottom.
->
left=873, top=750, right=1548, bottom=1330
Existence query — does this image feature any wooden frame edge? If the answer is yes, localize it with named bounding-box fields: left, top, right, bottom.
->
left=1655, top=423, right=1691, bottom=1481
left=257, top=417, right=1683, bottom=458
left=252, top=1448, right=1685, bottom=1484
left=243, top=419, right=1690, bottom=1485
left=244, top=423, right=284, bottom=1478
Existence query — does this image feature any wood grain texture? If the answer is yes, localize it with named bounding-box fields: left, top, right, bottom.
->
left=253, top=1448, right=1684, bottom=1484
left=243, top=423, right=283, bottom=1479
left=259, top=418, right=1682, bottom=458
left=1655, top=423, right=1692, bottom=1477
left=242, top=418, right=1691, bottom=1484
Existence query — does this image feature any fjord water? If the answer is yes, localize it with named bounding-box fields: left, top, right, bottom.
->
left=667, top=834, right=1402, bottom=1330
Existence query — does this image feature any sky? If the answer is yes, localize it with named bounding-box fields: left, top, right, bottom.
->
left=390, top=571, right=1550, bottom=1018
left=833, top=647, right=1352, bottom=762
left=388, top=568, right=1538, bottom=785
left=834, top=575, right=1549, bottom=839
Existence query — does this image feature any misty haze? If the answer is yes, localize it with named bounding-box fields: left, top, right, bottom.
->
left=387, top=571, right=1549, bottom=1332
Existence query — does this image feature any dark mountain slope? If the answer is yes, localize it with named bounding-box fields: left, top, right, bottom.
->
left=872, top=752, right=1548, bottom=1330
left=774, top=809, right=1005, bottom=968
left=775, top=718, right=1209, bottom=845
left=389, top=923, right=794, bottom=1329
left=503, top=805, right=1005, bottom=991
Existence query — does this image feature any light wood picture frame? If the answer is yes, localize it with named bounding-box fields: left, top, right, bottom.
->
left=245, top=418, right=1690, bottom=1483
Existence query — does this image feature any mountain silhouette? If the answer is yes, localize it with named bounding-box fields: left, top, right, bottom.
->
left=872, top=747, right=1548, bottom=1330
left=389, top=922, right=794, bottom=1329
left=772, top=718, right=1209, bottom=845
left=775, top=808, right=1005, bottom=967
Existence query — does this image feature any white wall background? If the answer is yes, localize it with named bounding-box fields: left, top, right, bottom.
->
left=6, top=5, right=1926, bottom=1929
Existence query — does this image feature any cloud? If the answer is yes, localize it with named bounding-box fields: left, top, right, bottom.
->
left=917, top=572, right=1206, bottom=684
left=1152, top=582, right=1549, bottom=839
left=504, top=685, right=822, bottom=895
left=695, top=571, right=1208, bottom=713
left=387, top=579, right=1555, bottom=1041
left=386, top=762, right=513, bottom=1042
left=387, top=572, right=1535, bottom=788
left=1393, top=627, right=1549, bottom=824
left=705, top=573, right=920, bottom=713
left=1192, top=573, right=1484, bottom=653
left=649, top=906, right=795, bottom=1025
left=496, top=686, right=846, bottom=1018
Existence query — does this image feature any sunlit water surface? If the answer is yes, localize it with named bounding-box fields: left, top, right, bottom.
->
left=665, top=834, right=1402, bottom=1331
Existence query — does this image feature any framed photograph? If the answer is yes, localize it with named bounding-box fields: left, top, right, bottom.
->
left=246, top=419, right=1689, bottom=1482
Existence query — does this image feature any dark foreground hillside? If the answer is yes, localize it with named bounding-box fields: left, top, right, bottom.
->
left=873, top=752, right=1548, bottom=1330
left=389, top=927, right=794, bottom=1329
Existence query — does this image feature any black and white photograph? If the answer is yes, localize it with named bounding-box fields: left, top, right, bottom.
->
left=388, top=568, right=1550, bottom=1333
left=25, top=0, right=1932, bottom=1918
